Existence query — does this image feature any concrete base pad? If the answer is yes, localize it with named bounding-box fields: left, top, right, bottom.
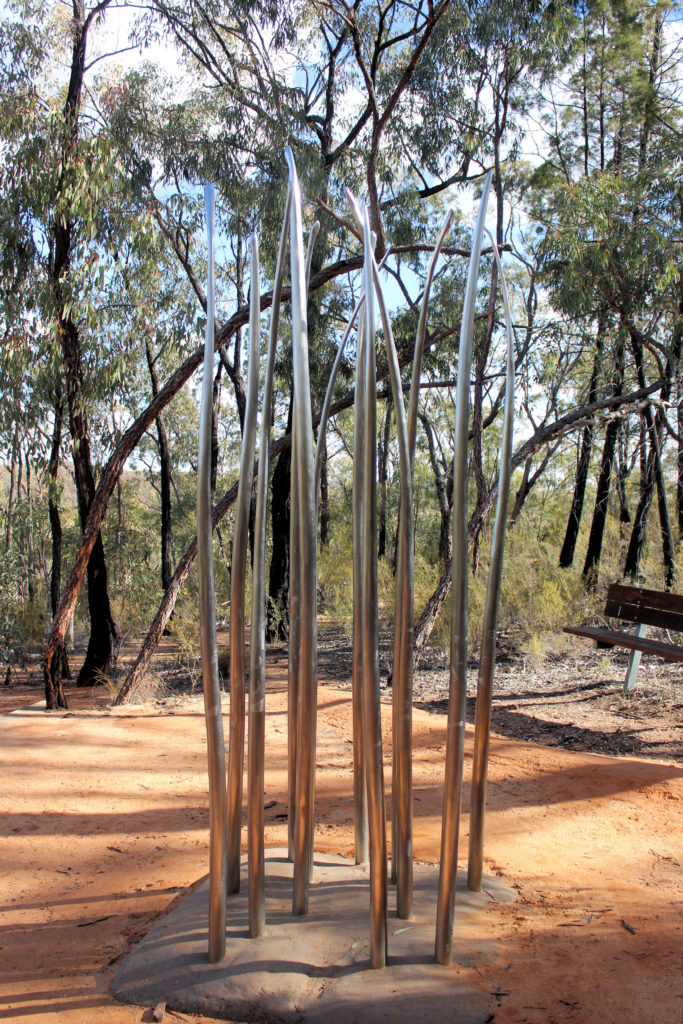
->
left=112, top=850, right=514, bottom=1023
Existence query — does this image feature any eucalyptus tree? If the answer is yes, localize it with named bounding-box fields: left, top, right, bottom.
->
left=537, top=0, right=682, bottom=586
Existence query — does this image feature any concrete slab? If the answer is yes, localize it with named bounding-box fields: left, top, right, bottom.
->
left=112, top=850, right=514, bottom=1023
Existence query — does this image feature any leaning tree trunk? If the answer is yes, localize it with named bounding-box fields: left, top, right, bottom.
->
left=146, top=341, right=174, bottom=593
left=47, top=392, right=70, bottom=680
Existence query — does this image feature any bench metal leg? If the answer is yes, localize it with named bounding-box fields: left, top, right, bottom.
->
left=624, top=623, right=648, bottom=693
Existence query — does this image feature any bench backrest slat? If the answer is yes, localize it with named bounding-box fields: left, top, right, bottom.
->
left=605, top=584, right=683, bottom=632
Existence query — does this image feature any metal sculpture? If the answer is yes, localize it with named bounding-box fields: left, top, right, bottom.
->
left=434, top=171, right=493, bottom=967
left=197, top=157, right=514, bottom=970
left=285, top=148, right=319, bottom=917
left=467, top=231, right=515, bottom=893
left=197, top=184, right=228, bottom=963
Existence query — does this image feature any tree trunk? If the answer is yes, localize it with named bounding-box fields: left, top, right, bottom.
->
left=5, top=422, right=19, bottom=553
left=377, top=397, right=391, bottom=558
left=319, top=432, right=330, bottom=547
left=267, top=441, right=291, bottom=640
left=559, top=321, right=605, bottom=567
left=47, top=393, right=71, bottom=680
left=44, top=0, right=115, bottom=709
left=582, top=332, right=624, bottom=585
left=581, top=421, right=618, bottom=585
left=146, top=341, right=174, bottom=593
left=624, top=443, right=655, bottom=580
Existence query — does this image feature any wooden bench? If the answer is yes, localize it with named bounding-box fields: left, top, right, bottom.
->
left=564, top=583, right=683, bottom=692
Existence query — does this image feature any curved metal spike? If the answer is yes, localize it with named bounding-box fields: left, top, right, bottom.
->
left=435, top=170, right=493, bottom=967
left=467, top=231, right=515, bottom=893
left=198, top=183, right=227, bottom=963
left=360, top=203, right=387, bottom=969
left=351, top=316, right=369, bottom=867
left=228, top=218, right=262, bottom=898
left=246, top=231, right=266, bottom=938
left=285, top=147, right=318, bottom=916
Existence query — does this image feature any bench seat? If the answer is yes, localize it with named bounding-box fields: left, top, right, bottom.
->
left=563, top=624, right=683, bottom=662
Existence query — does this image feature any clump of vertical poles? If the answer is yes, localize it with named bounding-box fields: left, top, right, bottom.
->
left=197, top=184, right=228, bottom=963
left=197, top=162, right=514, bottom=971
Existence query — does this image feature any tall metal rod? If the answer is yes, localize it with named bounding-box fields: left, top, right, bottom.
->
left=360, top=205, right=387, bottom=969
left=351, top=316, right=368, bottom=866
left=288, top=383, right=300, bottom=861
left=467, top=233, right=515, bottom=893
left=289, top=219, right=320, bottom=867
left=246, top=232, right=266, bottom=938
left=228, top=215, right=262, bottom=898
left=347, top=189, right=415, bottom=917
left=435, top=171, right=492, bottom=966
left=286, top=148, right=318, bottom=916
left=390, top=210, right=454, bottom=903
left=197, top=184, right=227, bottom=963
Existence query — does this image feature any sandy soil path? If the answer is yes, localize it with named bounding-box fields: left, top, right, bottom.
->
left=1, top=664, right=681, bottom=1024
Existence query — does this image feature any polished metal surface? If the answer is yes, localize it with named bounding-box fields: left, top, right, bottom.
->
left=228, top=210, right=262, bottom=899
left=435, top=171, right=492, bottom=966
left=285, top=148, right=318, bottom=916
left=245, top=232, right=266, bottom=938
left=198, top=184, right=227, bottom=963
left=351, top=316, right=368, bottom=866
left=347, top=190, right=414, bottom=919
left=360, top=205, right=387, bottom=968
left=467, top=234, right=515, bottom=894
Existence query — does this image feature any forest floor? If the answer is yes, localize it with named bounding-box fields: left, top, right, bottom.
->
left=0, top=628, right=681, bottom=1023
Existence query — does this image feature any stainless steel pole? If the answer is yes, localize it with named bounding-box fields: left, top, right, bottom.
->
left=286, top=148, right=318, bottom=916
left=360, top=205, right=387, bottom=968
left=228, top=214, right=262, bottom=897
left=351, top=316, right=368, bottom=866
left=435, top=172, right=492, bottom=966
left=347, top=190, right=415, bottom=919
left=246, top=232, right=266, bottom=938
left=198, top=184, right=227, bottom=963
left=467, top=233, right=515, bottom=893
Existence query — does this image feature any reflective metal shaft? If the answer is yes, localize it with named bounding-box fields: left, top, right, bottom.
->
left=286, top=149, right=318, bottom=916
left=288, top=394, right=300, bottom=861
left=361, top=207, right=387, bottom=968
left=198, top=184, right=227, bottom=962
left=467, top=235, right=515, bottom=893
left=228, top=210, right=262, bottom=898
left=435, top=172, right=492, bottom=966
left=246, top=233, right=265, bottom=938
left=351, top=317, right=369, bottom=865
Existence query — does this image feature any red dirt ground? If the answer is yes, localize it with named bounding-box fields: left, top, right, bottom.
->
left=0, top=654, right=681, bottom=1024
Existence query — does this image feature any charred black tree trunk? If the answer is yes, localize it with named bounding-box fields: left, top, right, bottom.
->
left=146, top=342, right=174, bottom=594
left=559, top=322, right=605, bottom=567
left=267, top=399, right=293, bottom=640
left=624, top=441, right=655, bottom=580
left=377, top=397, right=391, bottom=558
left=582, top=332, right=624, bottom=586
left=47, top=393, right=70, bottom=680
left=319, top=432, right=330, bottom=547
left=45, top=0, right=116, bottom=708
left=623, top=318, right=676, bottom=587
